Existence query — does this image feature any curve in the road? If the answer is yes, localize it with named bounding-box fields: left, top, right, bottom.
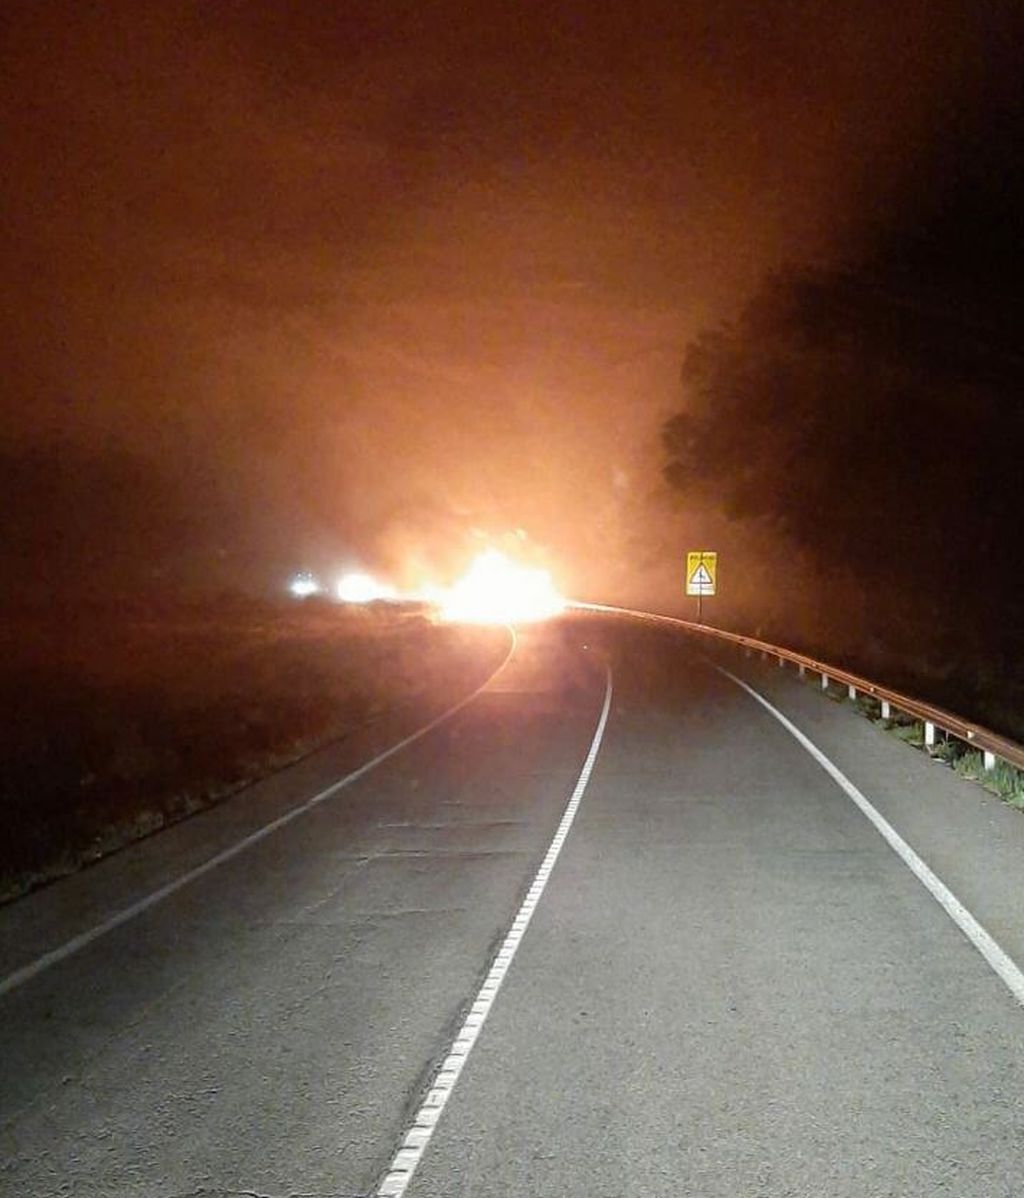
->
left=721, top=666, right=1024, bottom=1007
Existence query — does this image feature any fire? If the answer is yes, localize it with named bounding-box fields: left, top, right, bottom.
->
left=438, top=549, right=565, bottom=625
left=326, top=549, right=565, bottom=626
left=337, top=571, right=398, bottom=603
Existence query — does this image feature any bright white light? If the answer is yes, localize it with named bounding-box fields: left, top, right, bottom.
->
left=337, top=571, right=398, bottom=603
left=438, top=550, right=565, bottom=625
left=288, top=572, right=322, bottom=598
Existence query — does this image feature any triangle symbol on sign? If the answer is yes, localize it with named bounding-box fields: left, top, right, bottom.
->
left=691, top=563, right=713, bottom=586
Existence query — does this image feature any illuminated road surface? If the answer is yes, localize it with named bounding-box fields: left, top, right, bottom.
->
left=2, top=616, right=1024, bottom=1197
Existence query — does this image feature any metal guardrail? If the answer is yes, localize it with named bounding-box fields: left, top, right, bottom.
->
left=572, top=602, right=1024, bottom=774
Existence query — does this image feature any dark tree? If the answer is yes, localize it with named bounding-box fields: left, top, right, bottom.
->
left=663, top=266, right=1024, bottom=627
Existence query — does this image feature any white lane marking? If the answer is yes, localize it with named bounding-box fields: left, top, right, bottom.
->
left=376, top=662, right=614, bottom=1198
left=0, top=631, right=518, bottom=1000
left=720, top=667, right=1024, bottom=1009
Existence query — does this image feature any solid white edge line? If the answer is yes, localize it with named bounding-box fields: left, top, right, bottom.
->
left=375, top=661, right=614, bottom=1198
left=0, top=629, right=519, bottom=1000
left=719, top=666, right=1024, bottom=1009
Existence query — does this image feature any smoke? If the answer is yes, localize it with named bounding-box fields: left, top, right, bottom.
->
left=2, top=0, right=1017, bottom=603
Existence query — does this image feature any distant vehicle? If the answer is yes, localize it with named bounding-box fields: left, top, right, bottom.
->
left=288, top=572, right=322, bottom=598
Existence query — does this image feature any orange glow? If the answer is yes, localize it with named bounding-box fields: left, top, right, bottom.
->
left=336, top=571, right=398, bottom=603
left=437, top=549, right=565, bottom=625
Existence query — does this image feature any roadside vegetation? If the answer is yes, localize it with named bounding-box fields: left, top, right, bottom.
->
left=818, top=678, right=1024, bottom=812
left=1, top=598, right=506, bottom=903
left=662, top=256, right=1024, bottom=749
left=782, top=620, right=1024, bottom=749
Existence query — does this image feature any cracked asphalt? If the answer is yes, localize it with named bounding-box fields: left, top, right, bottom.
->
left=2, top=616, right=1024, bottom=1196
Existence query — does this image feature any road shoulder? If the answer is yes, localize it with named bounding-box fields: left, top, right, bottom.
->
left=716, top=651, right=1024, bottom=977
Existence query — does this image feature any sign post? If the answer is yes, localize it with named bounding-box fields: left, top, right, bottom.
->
left=685, top=550, right=717, bottom=622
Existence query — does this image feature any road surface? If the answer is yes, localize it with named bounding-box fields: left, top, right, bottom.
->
left=2, top=614, right=1024, bottom=1197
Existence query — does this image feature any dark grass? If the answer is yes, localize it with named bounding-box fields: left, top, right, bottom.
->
left=1, top=599, right=506, bottom=903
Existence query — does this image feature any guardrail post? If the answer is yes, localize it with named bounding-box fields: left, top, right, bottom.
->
left=778, top=656, right=785, bottom=668
left=821, top=673, right=829, bottom=690
left=848, top=683, right=857, bottom=700
left=984, top=750, right=997, bottom=771
left=880, top=699, right=891, bottom=719
left=798, top=664, right=805, bottom=678
left=924, top=721, right=936, bottom=747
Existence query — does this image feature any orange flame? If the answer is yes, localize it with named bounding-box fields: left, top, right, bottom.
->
left=438, top=549, right=565, bottom=625
left=333, top=550, right=565, bottom=625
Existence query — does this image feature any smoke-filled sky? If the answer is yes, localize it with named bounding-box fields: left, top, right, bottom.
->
left=3, top=1, right=1021, bottom=606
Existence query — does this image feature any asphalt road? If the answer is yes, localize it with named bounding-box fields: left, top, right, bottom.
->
left=2, top=615, right=1024, bottom=1197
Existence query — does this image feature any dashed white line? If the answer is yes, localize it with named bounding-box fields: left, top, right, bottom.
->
left=0, top=630, right=518, bottom=1000
left=375, top=661, right=614, bottom=1198
left=720, top=667, right=1024, bottom=1009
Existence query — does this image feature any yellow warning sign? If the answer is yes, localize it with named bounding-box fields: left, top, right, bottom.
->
left=686, top=551, right=717, bottom=596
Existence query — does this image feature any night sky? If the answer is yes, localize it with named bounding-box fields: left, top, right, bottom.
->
left=3, top=1, right=1022, bottom=612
